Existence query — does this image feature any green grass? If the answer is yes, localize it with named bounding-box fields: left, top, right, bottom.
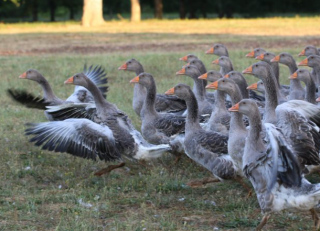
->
left=0, top=29, right=319, bottom=230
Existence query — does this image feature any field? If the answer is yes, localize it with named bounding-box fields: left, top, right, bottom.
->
left=1, top=18, right=320, bottom=230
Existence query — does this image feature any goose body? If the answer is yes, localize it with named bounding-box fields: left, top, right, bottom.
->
left=8, top=65, right=108, bottom=110
left=229, top=99, right=320, bottom=230
left=25, top=72, right=171, bottom=164
left=130, top=73, right=185, bottom=145
left=118, top=58, right=186, bottom=116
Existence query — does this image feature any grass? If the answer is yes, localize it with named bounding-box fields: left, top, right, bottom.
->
left=0, top=20, right=319, bottom=230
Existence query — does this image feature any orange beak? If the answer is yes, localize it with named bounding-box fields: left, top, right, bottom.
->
left=224, top=74, right=230, bottom=78
left=205, top=47, right=214, bottom=54
left=198, top=73, right=208, bottom=79
left=298, top=58, right=308, bottom=66
left=130, top=76, right=139, bottom=83
left=179, top=55, right=189, bottom=62
left=242, top=66, right=253, bottom=74
left=206, top=81, right=218, bottom=89
left=118, top=63, right=127, bottom=70
left=316, top=96, right=320, bottom=102
left=255, top=53, right=264, bottom=60
left=270, top=55, right=280, bottom=63
left=19, top=72, right=27, bottom=79
left=245, top=51, right=255, bottom=58
left=228, top=103, right=240, bottom=112
left=298, top=49, right=306, bottom=57
left=212, top=59, right=219, bottom=65
left=289, top=72, right=298, bottom=79
left=176, top=68, right=186, bottom=75
left=64, top=76, right=74, bottom=84
left=165, top=87, right=175, bottom=95
left=247, top=82, right=258, bottom=90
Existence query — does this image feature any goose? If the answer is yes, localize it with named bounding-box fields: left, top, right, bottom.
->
left=247, top=81, right=265, bottom=95
left=118, top=58, right=186, bottom=116
left=298, top=55, right=320, bottom=90
left=186, top=59, right=215, bottom=101
left=129, top=73, right=185, bottom=145
left=298, top=45, right=320, bottom=57
left=176, top=65, right=213, bottom=115
left=271, top=52, right=305, bottom=100
left=242, top=62, right=320, bottom=170
left=205, top=78, right=248, bottom=173
left=229, top=99, right=320, bottom=231
left=165, top=84, right=236, bottom=182
left=8, top=65, right=108, bottom=110
left=224, top=71, right=265, bottom=103
left=205, top=43, right=229, bottom=57
left=212, top=56, right=233, bottom=76
left=25, top=72, right=171, bottom=175
left=179, top=54, right=198, bottom=62
left=245, top=48, right=267, bottom=58
left=256, top=52, right=290, bottom=98
left=290, top=69, right=316, bottom=104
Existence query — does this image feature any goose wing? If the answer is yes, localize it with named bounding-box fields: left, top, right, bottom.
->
left=46, top=103, right=97, bottom=121
left=83, top=64, right=108, bottom=98
left=276, top=104, right=320, bottom=166
left=155, top=114, right=186, bottom=136
left=155, top=94, right=186, bottom=113
left=25, top=118, right=120, bottom=162
left=7, top=88, right=51, bottom=109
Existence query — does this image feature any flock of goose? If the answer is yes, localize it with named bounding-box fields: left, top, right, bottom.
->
left=8, top=44, right=320, bottom=230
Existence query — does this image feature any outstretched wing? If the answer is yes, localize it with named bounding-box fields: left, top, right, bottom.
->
left=83, top=64, right=108, bottom=98
left=25, top=118, right=121, bottom=162
left=46, top=103, right=97, bottom=121
left=7, top=88, right=50, bottom=110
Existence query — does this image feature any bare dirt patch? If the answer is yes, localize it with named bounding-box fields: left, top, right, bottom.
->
left=1, top=33, right=320, bottom=56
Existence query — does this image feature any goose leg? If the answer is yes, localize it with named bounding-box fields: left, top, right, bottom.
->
left=186, top=177, right=220, bottom=187
left=94, top=162, right=125, bottom=176
left=235, top=176, right=253, bottom=197
left=310, top=208, right=320, bottom=230
left=256, top=214, right=270, bottom=231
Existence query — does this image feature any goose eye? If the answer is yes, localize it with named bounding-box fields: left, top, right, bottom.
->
left=311, top=57, right=314, bottom=59
left=27, top=71, right=31, bottom=74
left=128, top=61, right=131, bottom=64
left=255, top=64, right=258, bottom=67
left=222, top=80, right=225, bottom=82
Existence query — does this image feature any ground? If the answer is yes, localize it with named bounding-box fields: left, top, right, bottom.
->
left=0, top=19, right=320, bottom=230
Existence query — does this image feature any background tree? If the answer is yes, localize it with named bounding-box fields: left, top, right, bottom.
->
left=154, top=0, right=163, bottom=19
left=82, top=0, right=104, bottom=27
left=130, top=0, right=141, bottom=22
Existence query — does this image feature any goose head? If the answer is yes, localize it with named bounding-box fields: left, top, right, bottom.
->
left=224, top=71, right=247, bottom=85
left=19, top=69, right=44, bottom=82
left=242, top=61, right=271, bottom=80
left=270, top=52, right=295, bottom=66
left=165, top=83, right=192, bottom=101
left=290, top=69, right=312, bottom=83
left=118, top=58, right=143, bottom=73
left=206, top=43, right=228, bottom=57
left=206, top=78, right=236, bottom=92
left=228, top=99, right=257, bottom=116
left=179, top=54, right=198, bottom=62
left=298, top=55, right=320, bottom=68
left=245, top=48, right=267, bottom=58
left=176, top=65, right=201, bottom=79
left=129, top=72, right=154, bottom=90
left=299, top=45, right=319, bottom=57
left=255, top=52, right=276, bottom=63
left=212, top=56, right=232, bottom=69
left=247, top=81, right=265, bottom=94
left=198, top=70, right=222, bottom=82
left=64, top=73, right=90, bottom=88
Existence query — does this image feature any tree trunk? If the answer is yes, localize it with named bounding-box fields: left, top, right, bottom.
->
left=154, top=0, right=163, bottom=19
left=69, top=7, right=75, bottom=20
left=82, top=0, right=104, bottom=27
left=32, top=0, right=38, bottom=22
left=131, top=0, right=141, bottom=22
left=49, top=0, right=56, bottom=22
left=179, top=0, right=186, bottom=19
